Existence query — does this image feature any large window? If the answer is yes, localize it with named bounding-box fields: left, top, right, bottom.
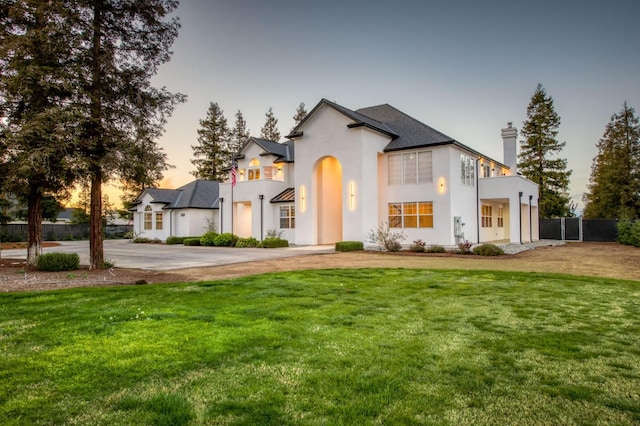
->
left=155, top=212, right=163, bottom=230
left=388, top=151, right=432, bottom=185
left=279, top=205, right=295, bottom=229
left=144, top=206, right=152, bottom=230
left=481, top=205, right=493, bottom=227
left=461, top=155, right=475, bottom=186
left=389, top=202, right=433, bottom=228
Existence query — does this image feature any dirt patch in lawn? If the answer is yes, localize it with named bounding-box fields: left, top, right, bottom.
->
left=0, top=242, right=638, bottom=292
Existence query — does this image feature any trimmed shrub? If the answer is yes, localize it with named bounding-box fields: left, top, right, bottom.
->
left=408, top=239, right=426, bottom=252
left=200, top=232, right=219, bottom=246
left=133, top=237, right=161, bottom=244
left=37, top=252, right=80, bottom=272
left=473, top=243, right=504, bottom=256
left=335, top=241, right=364, bottom=252
left=166, top=236, right=186, bottom=245
left=259, top=238, right=289, bottom=248
left=236, top=237, right=260, bottom=248
left=425, top=245, right=446, bottom=253
left=213, top=233, right=239, bottom=247
left=183, top=238, right=201, bottom=246
left=456, top=240, right=473, bottom=254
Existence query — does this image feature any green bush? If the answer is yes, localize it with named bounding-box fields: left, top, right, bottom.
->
left=200, top=232, right=219, bottom=246
left=236, top=237, right=260, bottom=248
left=213, top=233, right=239, bottom=247
left=36, top=252, right=80, bottom=272
left=259, top=238, right=289, bottom=248
left=618, top=219, right=640, bottom=247
left=165, top=236, right=185, bottom=245
left=425, top=245, right=446, bottom=253
left=183, top=238, right=201, bottom=246
left=408, top=239, right=426, bottom=252
left=335, top=241, right=364, bottom=252
left=133, top=237, right=161, bottom=244
left=472, top=243, right=504, bottom=256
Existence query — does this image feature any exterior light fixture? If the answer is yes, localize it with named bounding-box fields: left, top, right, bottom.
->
left=439, top=178, right=446, bottom=194
left=300, top=186, right=306, bottom=212
left=349, top=182, right=355, bottom=210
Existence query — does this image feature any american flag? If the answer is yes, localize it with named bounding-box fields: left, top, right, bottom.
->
left=231, top=163, right=237, bottom=187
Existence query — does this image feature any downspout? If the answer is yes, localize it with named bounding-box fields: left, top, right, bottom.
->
left=529, top=195, right=533, bottom=242
left=259, top=194, right=264, bottom=241
left=518, top=191, right=523, bottom=244
left=219, top=198, right=224, bottom=232
left=476, top=158, right=480, bottom=243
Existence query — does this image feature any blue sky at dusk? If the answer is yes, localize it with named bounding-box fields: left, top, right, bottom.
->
left=146, top=0, right=640, bottom=211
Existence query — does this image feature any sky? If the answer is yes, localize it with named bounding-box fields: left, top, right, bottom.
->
left=132, top=0, right=640, bottom=212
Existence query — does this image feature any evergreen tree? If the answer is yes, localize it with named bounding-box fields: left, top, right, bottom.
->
left=75, top=0, right=184, bottom=268
left=518, top=84, right=572, bottom=218
left=291, top=102, right=307, bottom=131
left=0, top=0, right=80, bottom=264
left=229, top=109, right=250, bottom=159
left=583, top=103, right=640, bottom=219
left=191, top=102, right=230, bottom=181
left=260, top=107, right=280, bottom=141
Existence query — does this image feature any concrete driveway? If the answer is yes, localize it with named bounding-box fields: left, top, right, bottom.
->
left=2, top=240, right=334, bottom=271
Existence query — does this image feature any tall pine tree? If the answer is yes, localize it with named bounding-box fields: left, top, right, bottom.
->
left=518, top=84, right=572, bottom=218
left=291, top=102, right=307, bottom=131
left=229, top=109, right=250, bottom=160
left=583, top=103, right=640, bottom=219
left=76, top=0, right=183, bottom=268
left=260, top=107, right=280, bottom=142
left=191, top=102, right=230, bottom=181
left=0, top=0, right=80, bottom=264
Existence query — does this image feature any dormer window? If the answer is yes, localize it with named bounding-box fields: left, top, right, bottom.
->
left=248, top=158, right=261, bottom=180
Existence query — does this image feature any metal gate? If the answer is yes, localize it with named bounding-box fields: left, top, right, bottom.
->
left=539, top=218, right=618, bottom=242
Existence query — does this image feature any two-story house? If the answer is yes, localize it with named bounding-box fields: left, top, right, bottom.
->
left=218, top=98, right=539, bottom=246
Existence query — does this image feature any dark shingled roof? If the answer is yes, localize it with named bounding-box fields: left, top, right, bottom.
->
left=355, top=104, right=456, bottom=152
left=289, top=98, right=505, bottom=166
left=241, top=137, right=295, bottom=163
left=270, top=187, right=295, bottom=203
left=131, top=180, right=220, bottom=210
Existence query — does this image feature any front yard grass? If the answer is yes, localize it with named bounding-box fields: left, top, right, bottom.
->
left=1, top=269, right=639, bottom=425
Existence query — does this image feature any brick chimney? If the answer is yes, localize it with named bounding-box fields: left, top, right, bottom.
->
left=501, top=122, right=518, bottom=175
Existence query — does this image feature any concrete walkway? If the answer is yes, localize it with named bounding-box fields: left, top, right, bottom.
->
left=1, top=240, right=335, bottom=271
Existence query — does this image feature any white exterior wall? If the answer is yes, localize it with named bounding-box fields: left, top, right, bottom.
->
left=294, top=105, right=388, bottom=245
left=447, top=148, right=478, bottom=245
left=218, top=143, right=293, bottom=241
left=479, top=175, right=539, bottom=243
left=132, top=193, right=170, bottom=241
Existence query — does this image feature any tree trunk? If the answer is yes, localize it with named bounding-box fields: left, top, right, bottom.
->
left=26, top=189, right=43, bottom=266
left=89, top=171, right=104, bottom=269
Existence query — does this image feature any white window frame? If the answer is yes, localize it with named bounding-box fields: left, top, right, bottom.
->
left=388, top=201, right=433, bottom=228
left=155, top=212, right=163, bottom=230
left=497, top=207, right=504, bottom=228
left=279, top=205, right=295, bottom=229
left=388, top=150, right=432, bottom=185
left=481, top=205, right=493, bottom=228
left=144, top=206, right=152, bottom=230
left=461, top=155, right=475, bottom=187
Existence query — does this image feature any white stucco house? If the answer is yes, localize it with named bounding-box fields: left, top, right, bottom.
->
left=218, top=98, right=539, bottom=247
left=131, top=179, right=220, bottom=240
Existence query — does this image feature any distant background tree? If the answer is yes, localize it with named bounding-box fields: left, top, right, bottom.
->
left=518, top=84, right=572, bottom=218
left=191, top=102, right=230, bottom=181
left=260, top=107, right=281, bottom=142
left=15, top=195, right=65, bottom=223
left=0, top=0, right=80, bottom=264
left=75, top=0, right=184, bottom=268
left=583, top=103, right=640, bottom=219
left=229, top=110, right=249, bottom=162
left=291, top=102, right=307, bottom=131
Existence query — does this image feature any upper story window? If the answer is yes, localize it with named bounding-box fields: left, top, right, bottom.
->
left=461, top=155, right=475, bottom=187
left=248, top=158, right=261, bottom=180
left=388, top=151, right=432, bottom=185
left=481, top=163, right=491, bottom=178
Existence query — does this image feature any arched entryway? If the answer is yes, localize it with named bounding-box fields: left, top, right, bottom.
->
left=314, top=156, right=343, bottom=244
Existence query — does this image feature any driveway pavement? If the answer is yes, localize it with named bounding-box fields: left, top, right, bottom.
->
left=2, top=240, right=335, bottom=271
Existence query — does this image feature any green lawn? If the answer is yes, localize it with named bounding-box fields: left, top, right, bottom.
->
left=1, top=269, right=639, bottom=425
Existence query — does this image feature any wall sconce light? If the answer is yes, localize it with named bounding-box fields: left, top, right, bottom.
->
left=349, top=182, right=355, bottom=210
left=300, top=186, right=306, bottom=212
left=439, top=178, right=446, bottom=194
left=277, top=165, right=282, bottom=171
